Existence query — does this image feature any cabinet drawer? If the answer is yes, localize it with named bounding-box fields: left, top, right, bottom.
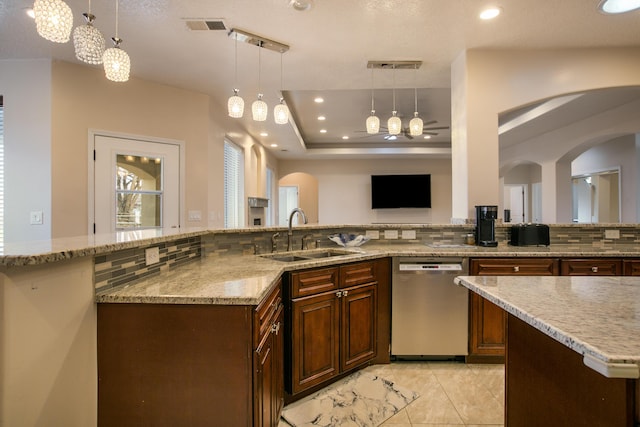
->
left=255, top=281, right=282, bottom=343
left=623, top=259, right=640, bottom=276
left=340, top=261, right=376, bottom=287
left=470, top=258, right=559, bottom=275
left=291, top=267, right=339, bottom=298
left=560, top=258, right=622, bottom=276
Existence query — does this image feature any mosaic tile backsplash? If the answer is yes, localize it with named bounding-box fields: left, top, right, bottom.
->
left=94, top=236, right=201, bottom=292
left=94, top=224, right=640, bottom=292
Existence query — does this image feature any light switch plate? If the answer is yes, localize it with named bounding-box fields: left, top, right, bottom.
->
left=145, top=247, right=160, bottom=265
left=402, top=230, right=416, bottom=240
left=605, top=229, right=620, bottom=239
left=384, top=230, right=399, bottom=239
left=188, top=210, right=202, bottom=221
left=365, top=230, right=380, bottom=239
left=30, top=210, right=44, bottom=225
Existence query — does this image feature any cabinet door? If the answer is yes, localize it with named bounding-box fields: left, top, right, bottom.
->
left=469, top=294, right=506, bottom=361
left=291, top=291, right=340, bottom=394
left=254, top=329, right=274, bottom=427
left=340, top=283, right=377, bottom=372
left=272, top=305, right=285, bottom=424
left=468, top=258, right=558, bottom=363
left=561, top=258, right=622, bottom=276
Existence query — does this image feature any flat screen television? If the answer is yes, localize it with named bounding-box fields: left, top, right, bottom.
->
left=371, top=174, right=431, bottom=209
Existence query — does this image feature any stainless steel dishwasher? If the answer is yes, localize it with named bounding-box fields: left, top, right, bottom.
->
left=391, top=258, right=469, bottom=359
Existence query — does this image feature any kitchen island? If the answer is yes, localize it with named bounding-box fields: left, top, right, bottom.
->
left=455, top=275, right=640, bottom=426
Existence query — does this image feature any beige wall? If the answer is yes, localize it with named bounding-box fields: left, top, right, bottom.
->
left=52, top=61, right=210, bottom=237
left=451, top=47, right=640, bottom=222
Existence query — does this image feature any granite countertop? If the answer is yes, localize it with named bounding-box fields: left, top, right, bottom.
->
left=455, top=275, right=640, bottom=379
left=96, top=241, right=640, bottom=307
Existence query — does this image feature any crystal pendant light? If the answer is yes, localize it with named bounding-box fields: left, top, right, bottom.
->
left=228, top=31, right=244, bottom=118
left=73, top=0, right=105, bottom=65
left=387, top=66, right=402, bottom=135
left=409, top=64, right=423, bottom=136
left=33, top=0, right=74, bottom=43
left=102, top=0, right=130, bottom=82
left=366, top=66, right=380, bottom=134
left=252, top=46, right=267, bottom=121
left=274, top=53, right=289, bottom=124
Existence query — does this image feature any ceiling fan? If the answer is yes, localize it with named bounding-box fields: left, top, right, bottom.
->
left=356, top=120, right=449, bottom=140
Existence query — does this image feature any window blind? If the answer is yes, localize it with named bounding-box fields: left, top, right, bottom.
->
left=223, top=140, right=244, bottom=228
left=0, top=97, right=4, bottom=249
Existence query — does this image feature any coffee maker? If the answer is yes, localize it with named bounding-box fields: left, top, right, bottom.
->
left=475, top=205, right=498, bottom=247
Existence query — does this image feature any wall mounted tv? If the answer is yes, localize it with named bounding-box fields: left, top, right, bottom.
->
left=371, top=174, right=431, bottom=209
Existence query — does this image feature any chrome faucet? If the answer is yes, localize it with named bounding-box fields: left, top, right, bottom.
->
left=271, top=232, right=280, bottom=253
left=287, top=208, right=308, bottom=251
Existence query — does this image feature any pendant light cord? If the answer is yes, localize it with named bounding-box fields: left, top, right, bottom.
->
left=115, top=0, right=119, bottom=38
left=234, top=33, right=238, bottom=90
left=392, top=65, right=396, bottom=111
left=414, top=64, right=418, bottom=113
left=257, top=44, right=262, bottom=94
left=370, top=66, right=375, bottom=111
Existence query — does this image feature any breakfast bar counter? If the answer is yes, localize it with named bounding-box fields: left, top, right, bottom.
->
left=455, top=275, right=640, bottom=426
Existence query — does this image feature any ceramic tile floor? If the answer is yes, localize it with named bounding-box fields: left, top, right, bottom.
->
left=280, top=361, right=505, bottom=427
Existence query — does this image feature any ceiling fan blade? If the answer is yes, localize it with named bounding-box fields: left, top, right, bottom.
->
left=424, top=126, right=449, bottom=131
left=422, top=120, right=438, bottom=126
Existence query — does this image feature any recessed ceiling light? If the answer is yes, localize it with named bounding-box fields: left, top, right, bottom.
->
left=479, top=7, right=501, bottom=20
left=25, top=8, right=35, bottom=18
left=424, top=135, right=432, bottom=139
left=260, top=132, right=268, bottom=137
left=314, top=97, right=324, bottom=103
left=320, top=129, right=327, bottom=133
left=317, top=115, right=326, bottom=121
left=289, top=0, right=313, bottom=11
left=270, top=143, right=278, bottom=147
left=598, top=0, right=640, bottom=13
left=342, top=136, right=349, bottom=140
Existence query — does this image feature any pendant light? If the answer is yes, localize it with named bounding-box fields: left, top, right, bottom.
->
left=365, top=66, right=380, bottom=134
left=33, top=0, right=74, bottom=43
left=409, top=64, right=423, bottom=136
left=227, top=31, right=244, bottom=118
left=274, top=52, right=289, bottom=124
left=102, top=0, right=130, bottom=82
left=73, top=0, right=105, bottom=65
left=387, top=65, right=402, bottom=136
left=252, top=44, right=268, bottom=121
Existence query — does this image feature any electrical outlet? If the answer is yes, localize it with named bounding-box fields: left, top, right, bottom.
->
left=145, top=247, right=160, bottom=265
left=384, top=230, right=399, bottom=239
left=188, top=210, right=201, bottom=221
left=30, top=210, right=43, bottom=225
left=365, top=230, right=380, bottom=239
left=402, top=230, right=416, bottom=240
left=605, top=229, right=620, bottom=239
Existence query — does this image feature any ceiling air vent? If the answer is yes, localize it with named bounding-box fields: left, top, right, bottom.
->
left=184, top=19, right=227, bottom=31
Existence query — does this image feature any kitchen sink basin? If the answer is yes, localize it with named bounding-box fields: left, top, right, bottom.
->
left=260, top=249, right=357, bottom=263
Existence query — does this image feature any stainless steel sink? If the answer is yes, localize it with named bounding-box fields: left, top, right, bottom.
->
left=260, top=249, right=356, bottom=262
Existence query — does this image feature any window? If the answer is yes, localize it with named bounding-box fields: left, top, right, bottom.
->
left=266, top=166, right=274, bottom=226
left=0, top=96, right=4, bottom=249
left=115, top=154, right=163, bottom=229
left=224, top=140, right=244, bottom=228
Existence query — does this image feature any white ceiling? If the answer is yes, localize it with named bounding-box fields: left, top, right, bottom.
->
left=1, top=0, right=639, bottom=159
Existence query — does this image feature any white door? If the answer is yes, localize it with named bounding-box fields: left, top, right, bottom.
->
left=278, top=186, right=298, bottom=226
left=93, top=134, right=182, bottom=234
left=504, top=184, right=526, bottom=223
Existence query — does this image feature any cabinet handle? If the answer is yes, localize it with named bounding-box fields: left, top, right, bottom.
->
left=342, top=290, right=348, bottom=297
left=513, top=266, right=520, bottom=272
left=271, top=322, right=281, bottom=335
left=336, top=291, right=343, bottom=298
left=592, top=266, right=598, bottom=273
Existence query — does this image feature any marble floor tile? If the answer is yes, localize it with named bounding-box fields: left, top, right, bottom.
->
left=283, top=361, right=505, bottom=427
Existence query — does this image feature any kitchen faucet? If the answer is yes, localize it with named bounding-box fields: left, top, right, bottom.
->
left=287, top=208, right=308, bottom=251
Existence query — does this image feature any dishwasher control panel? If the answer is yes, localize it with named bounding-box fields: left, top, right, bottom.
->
left=398, top=263, right=463, bottom=271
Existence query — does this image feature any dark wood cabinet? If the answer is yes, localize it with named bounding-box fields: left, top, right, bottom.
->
left=97, top=280, right=284, bottom=427
left=561, top=258, right=623, bottom=276
left=623, top=259, right=640, bottom=276
left=468, top=258, right=559, bottom=363
left=254, top=283, right=285, bottom=427
left=286, top=259, right=386, bottom=399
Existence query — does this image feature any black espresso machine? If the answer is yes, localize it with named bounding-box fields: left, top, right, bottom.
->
left=475, top=205, right=498, bottom=247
